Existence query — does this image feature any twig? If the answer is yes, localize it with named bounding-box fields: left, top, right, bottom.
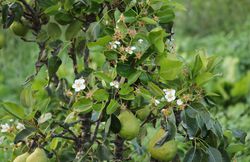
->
left=18, top=0, right=36, bottom=16
left=114, top=135, right=124, bottom=161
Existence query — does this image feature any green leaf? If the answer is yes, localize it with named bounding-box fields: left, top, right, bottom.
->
left=206, top=147, right=223, bottom=162
left=148, top=27, right=166, bottom=53
left=94, top=72, right=113, bottom=83
left=157, top=55, right=183, bottom=80
left=93, top=89, right=109, bottom=101
left=55, top=12, right=73, bottom=25
left=124, top=9, right=137, bottom=23
left=106, top=99, right=120, bottom=115
left=93, top=103, right=106, bottom=112
left=147, top=82, right=164, bottom=97
left=119, top=84, right=134, bottom=95
left=120, top=93, right=135, bottom=100
left=89, top=52, right=106, bottom=68
left=50, top=138, right=59, bottom=150
left=48, top=56, right=62, bottom=78
left=64, top=0, right=74, bottom=10
left=192, top=53, right=208, bottom=77
left=181, top=110, right=199, bottom=137
left=86, top=22, right=101, bottom=41
left=140, top=17, right=157, bottom=25
left=65, top=21, right=82, bottom=40
left=20, top=86, right=34, bottom=108
left=116, top=63, right=136, bottom=77
left=96, top=144, right=113, bottom=161
left=47, top=22, right=62, bottom=39
left=136, top=87, right=152, bottom=100
left=14, top=127, right=36, bottom=144
left=226, top=144, right=245, bottom=154
left=184, top=148, right=205, bottom=162
left=156, top=6, right=175, bottom=23
left=195, top=72, right=214, bottom=86
left=139, top=72, right=152, bottom=84
left=127, top=71, right=141, bottom=85
left=1, top=102, right=26, bottom=120
left=44, top=4, right=60, bottom=15
left=72, top=98, right=93, bottom=113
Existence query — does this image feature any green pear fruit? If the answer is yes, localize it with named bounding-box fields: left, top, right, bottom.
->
left=148, top=128, right=177, bottom=162
left=10, top=22, right=28, bottom=37
left=118, top=110, right=140, bottom=140
left=26, top=148, right=48, bottom=162
left=13, top=152, right=29, bottom=162
left=0, top=33, right=4, bottom=49
left=136, top=106, right=151, bottom=121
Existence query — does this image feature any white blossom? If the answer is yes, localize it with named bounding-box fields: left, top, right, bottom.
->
left=138, top=39, right=143, bottom=43
left=16, top=123, right=25, bottom=130
left=109, top=42, right=117, bottom=49
left=1, top=123, right=10, bottom=133
left=177, top=99, right=183, bottom=106
left=125, top=46, right=136, bottom=54
left=0, top=136, right=4, bottom=145
left=109, top=41, right=121, bottom=49
left=110, top=81, right=120, bottom=89
left=38, top=113, right=52, bottom=124
left=154, top=99, right=160, bottom=106
left=114, top=41, right=121, bottom=45
left=164, top=89, right=176, bottom=102
left=72, top=78, right=86, bottom=92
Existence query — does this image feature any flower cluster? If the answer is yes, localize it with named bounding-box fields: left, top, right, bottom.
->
left=110, top=81, right=120, bottom=89
left=163, top=89, right=184, bottom=106
left=1, top=123, right=10, bottom=133
left=109, top=41, right=121, bottom=49
left=125, top=46, right=136, bottom=54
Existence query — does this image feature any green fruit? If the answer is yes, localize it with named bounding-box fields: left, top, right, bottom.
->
left=13, top=152, right=29, bottom=162
left=10, top=22, right=28, bottom=37
left=0, top=33, right=4, bottom=49
left=118, top=110, right=140, bottom=140
left=136, top=107, right=151, bottom=121
left=26, top=148, right=48, bottom=162
left=148, top=129, right=177, bottom=162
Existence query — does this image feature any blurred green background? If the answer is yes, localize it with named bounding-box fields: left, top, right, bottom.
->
left=175, top=0, right=250, bottom=161
left=0, top=0, right=250, bottom=160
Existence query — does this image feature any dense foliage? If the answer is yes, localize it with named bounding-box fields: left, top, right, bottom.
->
left=0, top=0, right=247, bottom=161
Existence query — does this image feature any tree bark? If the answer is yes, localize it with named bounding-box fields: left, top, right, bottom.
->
left=114, top=135, right=124, bottom=161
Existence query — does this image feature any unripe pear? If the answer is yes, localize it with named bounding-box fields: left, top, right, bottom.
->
left=148, top=128, right=177, bottom=162
left=13, top=152, right=29, bottom=162
left=10, top=22, right=28, bottom=37
left=118, top=110, right=140, bottom=140
left=26, top=148, right=48, bottom=162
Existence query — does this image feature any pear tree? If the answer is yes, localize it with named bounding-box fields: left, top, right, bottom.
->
left=0, top=0, right=246, bottom=161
